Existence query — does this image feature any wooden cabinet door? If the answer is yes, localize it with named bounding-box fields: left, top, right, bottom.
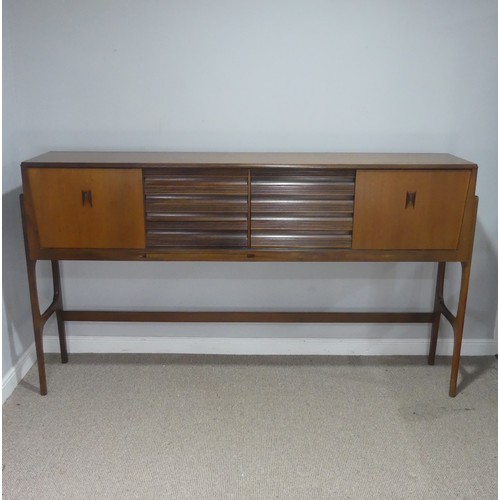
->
left=352, top=170, right=471, bottom=250
left=27, top=168, right=145, bottom=248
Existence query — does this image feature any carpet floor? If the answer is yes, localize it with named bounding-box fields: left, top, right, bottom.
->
left=2, top=354, right=498, bottom=499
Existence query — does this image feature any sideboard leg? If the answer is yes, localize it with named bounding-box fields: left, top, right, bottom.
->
left=51, top=260, right=68, bottom=364
left=21, top=194, right=49, bottom=395
left=428, top=262, right=446, bottom=365
left=26, top=260, right=48, bottom=396
left=449, top=261, right=472, bottom=398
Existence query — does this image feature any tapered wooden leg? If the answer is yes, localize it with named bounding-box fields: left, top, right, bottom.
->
left=51, top=261, right=68, bottom=363
left=428, top=262, right=446, bottom=365
left=449, top=261, right=472, bottom=397
left=21, top=194, right=60, bottom=395
left=26, top=260, right=48, bottom=395
left=21, top=194, right=47, bottom=394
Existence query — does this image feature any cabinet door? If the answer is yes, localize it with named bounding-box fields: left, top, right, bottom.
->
left=352, top=170, right=471, bottom=250
left=27, top=168, right=145, bottom=249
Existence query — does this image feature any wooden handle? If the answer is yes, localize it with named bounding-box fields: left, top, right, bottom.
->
left=405, top=191, right=416, bottom=209
left=81, top=190, right=92, bottom=207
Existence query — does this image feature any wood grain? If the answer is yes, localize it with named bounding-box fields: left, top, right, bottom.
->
left=21, top=151, right=477, bottom=168
left=62, top=310, right=435, bottom=323
left=144, top=168, right=248, bottom=247
left=27, top=168, right=145, bottom=249
left=35, top=246, right=468, bottom=262
left=251, top=169, right=355, bottom=248
left=352, top=170, right=471, bottom=250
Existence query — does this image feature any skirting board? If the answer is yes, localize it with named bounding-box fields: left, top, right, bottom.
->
left=2, top=343, right=37, bottom=404
left=43, top=335, right=497, bottom=356
left=3, top=336, right=497, bottom=403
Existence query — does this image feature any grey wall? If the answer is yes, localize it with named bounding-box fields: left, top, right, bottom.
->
left=3, top=0, right=497, bottom=376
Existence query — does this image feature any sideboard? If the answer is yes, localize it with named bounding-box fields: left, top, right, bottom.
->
left=20, top=152, right=478, bottom=397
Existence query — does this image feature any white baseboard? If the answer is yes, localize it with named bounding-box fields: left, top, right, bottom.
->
left=3, top=336, right=496, bottom=403
left=43, top=335, right=497, bottom=356
left=2, top=343, right=37, bottom=404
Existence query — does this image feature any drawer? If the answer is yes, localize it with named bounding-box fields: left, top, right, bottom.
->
left=144, top=168, right=248, bottom=247
left=27, top=168, right=145, bottom=248
left=352, top=170, right=471, bottom=250
left=251, top=169, right=355, bottom=249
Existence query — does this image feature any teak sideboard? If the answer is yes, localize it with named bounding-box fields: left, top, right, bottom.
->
left=20, top=152, right=479, bottom=397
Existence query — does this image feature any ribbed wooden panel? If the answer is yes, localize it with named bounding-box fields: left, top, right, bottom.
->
left=144, top=169, right=248, bottom=247
left=252, top=199, right=354, bottom=215
left=251, top=169, right=355, bottom=249
left=252, top=217, right=353, bottom=231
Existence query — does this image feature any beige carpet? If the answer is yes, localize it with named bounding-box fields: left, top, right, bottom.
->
left=2, top=354, right=497, bottom=499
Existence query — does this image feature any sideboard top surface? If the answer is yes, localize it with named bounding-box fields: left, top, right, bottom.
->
left=21, top=151, right=477, bottom=169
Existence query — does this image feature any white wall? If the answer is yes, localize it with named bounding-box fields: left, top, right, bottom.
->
left=3, top=0, right=497, bottom=376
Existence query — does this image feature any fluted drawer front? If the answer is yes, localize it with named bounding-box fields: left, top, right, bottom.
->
left=252, top=199, right=354, bottom=215
left=251, top=169, right=355, bottom=249
left=144, top=168, right=248, bottom=247
left=251, top=233, right=352, bottom=248
left=252, top=217, right=353, bottom=232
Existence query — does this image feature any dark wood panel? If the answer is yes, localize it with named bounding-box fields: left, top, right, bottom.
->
left=252, top=199, right=354, bottom=215
left=144, top=168, right=249, bottom=178
left=252, top=233, right=352, bottom=249
left=144, top=171, right=247, bottom=196
left=252, top=170, right=355, bottom=199
left=148, top=220, right=247, bottom=231
left=145, top=183, right=246, bottom=196
left=251, top=168, right=354, bottom=249
left=63, top=310, right=435, bottom=323
left=146, top=197, right=247, bottom=213
left=144, top=168, right=248, bottom=248
left=146, top=213, right=247, bottom=222
left=147, top=232, right=247, bottom=247
left=252, top=183, right=355, bottom=197
left=252, top=171, right=356, bottom=182
left=252, top=169, right=355, bottom=179
left=252, top=217, right=353, bottom=231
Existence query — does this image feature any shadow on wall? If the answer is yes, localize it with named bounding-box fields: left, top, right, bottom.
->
left=2, top=187, right=54, bottom=376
